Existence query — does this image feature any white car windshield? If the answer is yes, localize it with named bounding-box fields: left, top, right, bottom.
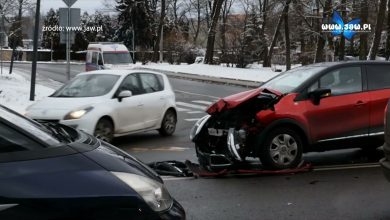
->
left=103, top=52, right=133, bottom=64
left=260, top=66, right=326, bottom=93
left=52, top=74, right=120, bottom=97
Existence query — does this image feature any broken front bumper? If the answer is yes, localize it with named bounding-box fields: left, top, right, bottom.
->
left=191, top=116, right=245, bottom=170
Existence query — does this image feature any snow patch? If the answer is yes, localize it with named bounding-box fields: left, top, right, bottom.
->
left=0, top=70, right=54, bottom=114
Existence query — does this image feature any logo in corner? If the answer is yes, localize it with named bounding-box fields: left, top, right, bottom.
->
left=321, top=10, right=371, bottom=40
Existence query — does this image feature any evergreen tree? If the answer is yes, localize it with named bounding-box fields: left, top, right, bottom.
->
left=41, top=8, right=60, bottom=51
left=115, top=0, right=155, bottom=50
left=94, top=12, right=116, bottom=42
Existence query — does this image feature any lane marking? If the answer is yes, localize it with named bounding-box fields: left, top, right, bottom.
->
left=185, top=118, right=202, bottom=122
left=177, top=107, right=190, bottom=112
left=192, top=100, right=213, bottom=105
left=176, top=102, right=207, bottom=110
left=187, top=111, right=204, bottom=114
left=312, top=163, right=380, bottom=171
left=129, top=146, right=190, bottom=152
left=174, top=90, right=220, bottom=99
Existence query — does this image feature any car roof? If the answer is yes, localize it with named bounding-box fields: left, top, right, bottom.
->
left=78, top=69, right=165, bottom=77
left=305, top=60, right=390, bottom=68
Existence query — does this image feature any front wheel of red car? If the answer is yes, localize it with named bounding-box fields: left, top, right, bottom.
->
left=260, top=127, right=303, bottom=170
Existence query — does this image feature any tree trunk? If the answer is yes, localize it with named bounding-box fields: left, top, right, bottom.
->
left=204, top=0, right=224, bottom=64
left=386, top=0, right=390, bottom=60
left=284, top=2, right=291, bottom=70
left=193, top=0, right=201, bottom=44
left=339, top=0, right=346, bottom=60
left=359, top=0, right=368, bottom=60
left=266, top=0, right=291, bottom=67
left=261, top=0, right=270, bottom=67
left=369, top=0, right=388, bottom=60
left=314, top=0, right=332, bottom=63
left=152, top=0, right=165, bottom=63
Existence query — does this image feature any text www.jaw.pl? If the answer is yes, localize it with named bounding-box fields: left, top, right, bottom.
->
left=42, top=25, right=103, bottom=32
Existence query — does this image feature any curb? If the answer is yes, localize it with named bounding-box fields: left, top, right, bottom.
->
left=140, top=68, right=261, bottom=88
left=3, top=61, right=262, bottom=88
left=0, top=61, right=84, bottom=65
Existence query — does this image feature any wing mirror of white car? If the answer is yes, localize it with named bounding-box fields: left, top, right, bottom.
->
left=117, top=90, right=132, bottom=102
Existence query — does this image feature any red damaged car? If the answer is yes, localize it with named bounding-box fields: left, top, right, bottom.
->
left=190, top=61, right=390, bottom=170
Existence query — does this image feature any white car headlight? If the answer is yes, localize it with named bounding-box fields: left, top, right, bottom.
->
left=111, top=172, right=173, bottom=212
left=64, top=107, right=93, bottom=120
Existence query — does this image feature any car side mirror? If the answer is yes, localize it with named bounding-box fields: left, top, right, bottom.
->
left=117, top=90, right=132, bottom=102
left=309, top=88, right=331, bottom=105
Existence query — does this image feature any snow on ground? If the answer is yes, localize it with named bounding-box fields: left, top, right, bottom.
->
left=144, top=63, right=290, bottom=82
left=0, top=69, right=54, bottom=113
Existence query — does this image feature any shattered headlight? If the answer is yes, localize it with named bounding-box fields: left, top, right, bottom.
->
left=111, top=172, right=173, bottom=212
left=190, top=115, right=211, bottom=141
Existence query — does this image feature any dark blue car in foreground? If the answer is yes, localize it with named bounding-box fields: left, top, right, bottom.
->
left=0, top=105, right=185, bottom=220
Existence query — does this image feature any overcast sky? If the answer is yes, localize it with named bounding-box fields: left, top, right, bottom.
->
left=40, top=0, right=115, bottom=13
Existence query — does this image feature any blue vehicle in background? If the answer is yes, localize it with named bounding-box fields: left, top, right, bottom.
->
left=0, top=105, right=185, bottom=220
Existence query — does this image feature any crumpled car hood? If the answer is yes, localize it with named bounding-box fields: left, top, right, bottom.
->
left=206, top=88, right=282, bottom=114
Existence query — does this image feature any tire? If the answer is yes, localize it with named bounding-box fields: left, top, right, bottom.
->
left=159, top=110, right=177, bottom=136
left=259, top=127, right=303, bottom=170
left=94, top=118, right=114, bottom=143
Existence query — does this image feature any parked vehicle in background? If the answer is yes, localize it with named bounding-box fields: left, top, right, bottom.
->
left=0, top=105, right=185, bottom=220
left=191, top=61, right=390, bottom=170
left=26, top=70, right=177, bottom=143
left=86, top=42, right=134, bottom=71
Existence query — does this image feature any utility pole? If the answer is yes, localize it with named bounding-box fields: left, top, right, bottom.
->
left=66, top=3, right=71, bottom=80
left=159, top=26, right=163, bottom=63
left=30, top=0, right=41, bottom=101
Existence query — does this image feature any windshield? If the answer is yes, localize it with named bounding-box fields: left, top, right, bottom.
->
left=0, top=107, right=62, bottom=146
left=103, top=52, right=133, bottom=64
left=260, top=66, right=326, bottom=93
left=51, top=74, right=120, bottom=97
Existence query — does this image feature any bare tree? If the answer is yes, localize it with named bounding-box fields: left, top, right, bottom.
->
left=338, top=0, right=346, bottom=60
left=359, top=0, right=368, bottom=60
left=152, top=0, right=166, bottom=62
left=187, top=0, right=203, bottom=44
left=314, top=0, right=332, bottom=63
left=266, top=0, right=291, bottom=67
left=386, top=0, right=390, bottom=60
left=204, top=0, right=224, bottom=64
left=284, top=1, right=290, bottom=70
left=368, top=0, right=388, bottom=60
left=220, top=0, right=234, bottom=56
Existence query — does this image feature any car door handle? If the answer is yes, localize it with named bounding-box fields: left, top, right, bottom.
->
left=355, top=101, right=366, bottom=106
left=138, top=104, right=144, bottom=107
left=160, top=96, right=165, bottom=100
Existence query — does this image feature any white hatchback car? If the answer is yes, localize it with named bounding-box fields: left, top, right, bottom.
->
left=26, top=70, right=177, bottom=142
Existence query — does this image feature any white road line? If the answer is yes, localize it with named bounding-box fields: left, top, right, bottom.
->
left=187, top=111, right=204, bottom=114
left=176, top=107, right=190, bottom=112
left=192, top=100, right=213, bottom=105
left=176, top=102, right=207, bottom=110
left=174, top=90, right=220, bottom=99
left=185, top=118, right=202, bottom=122
left=313, top=163, right=380, bottom=171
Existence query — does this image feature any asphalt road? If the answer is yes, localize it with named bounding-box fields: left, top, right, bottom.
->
left=6, top=62, right=390, bottom=220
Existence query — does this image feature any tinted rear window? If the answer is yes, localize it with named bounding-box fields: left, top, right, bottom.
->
left=367, top=65, right=390, bottom=90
